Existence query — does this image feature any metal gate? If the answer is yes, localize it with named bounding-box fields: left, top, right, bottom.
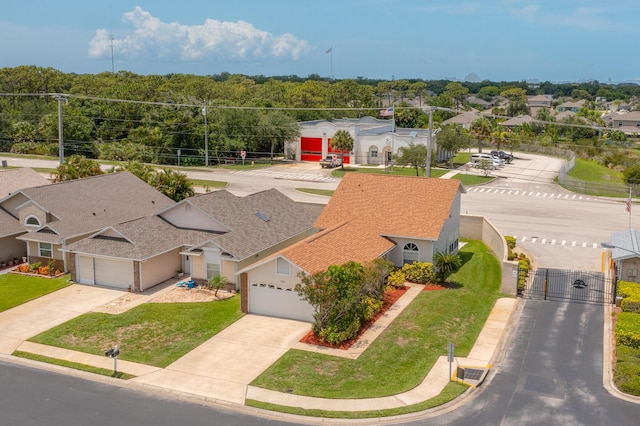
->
left=519, top=268, right=617, bottom=304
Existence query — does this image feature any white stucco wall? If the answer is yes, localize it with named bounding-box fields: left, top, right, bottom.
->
left=140, top=248, right=182, bottom=290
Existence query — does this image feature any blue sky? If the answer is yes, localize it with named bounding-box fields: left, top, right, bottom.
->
left=1, top=0, right=639, bottom=83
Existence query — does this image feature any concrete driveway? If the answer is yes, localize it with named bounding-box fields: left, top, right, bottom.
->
left=131, top=314, right=311, bottom=405
left=0, top=284, right=123, bottom=354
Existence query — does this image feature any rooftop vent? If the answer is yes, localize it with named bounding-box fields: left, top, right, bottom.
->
left=255, top=212, right=270, bottom=222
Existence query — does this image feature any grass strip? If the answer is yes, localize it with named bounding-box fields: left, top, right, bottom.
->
left=245, top=382, right=468, bottom=419
left=13, top=350, right=135, bottom=380
left=296, top=188, right=334, bottom=197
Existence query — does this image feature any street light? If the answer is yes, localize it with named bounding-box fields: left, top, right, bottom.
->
left=601, top=242, right=640, bottom=255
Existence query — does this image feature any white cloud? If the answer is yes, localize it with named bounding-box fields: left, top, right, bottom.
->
left=88, top=7, right=309, bottom=62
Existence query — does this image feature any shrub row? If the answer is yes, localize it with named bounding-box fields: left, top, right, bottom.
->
left=389, top=262, right=435, bottom=286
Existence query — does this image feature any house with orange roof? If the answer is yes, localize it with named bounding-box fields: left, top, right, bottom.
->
left=238, top=173, right=465, bottom=321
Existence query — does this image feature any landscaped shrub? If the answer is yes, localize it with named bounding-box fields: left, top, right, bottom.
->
left=505, top=235, right=516, bottom=251
left=618, top=281, right=640, bottom=313
left=616, top=312, right=640, bottom=349
left=401, top=261, right=435, bottom=284
left=361, top=295, right=383, bottom=322
left=387, top=270, right=406, bottom=289
left=318, top=318, right=361, bottom=345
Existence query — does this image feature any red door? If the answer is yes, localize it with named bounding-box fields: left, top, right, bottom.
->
left=300, top=137, right=322, bottom=161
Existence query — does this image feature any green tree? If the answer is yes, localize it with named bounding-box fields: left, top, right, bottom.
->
left=501, top=87, right=529, bottom=117
left=394, top=141, right=429, bottom=176
left=470, top=117, right=493, bottom=152
left=149, top=168, right=195, bottom=202
left=443, top=82, right=469, bottom=110
left=330, top=129, right=354, bottom=170
left=257, top=110, right=300, bottom=160
left=623, top=164, right=640, bottom=185
left=52, top=155, right=103, bottom=182
left=436, top=124, right=470, bottom=166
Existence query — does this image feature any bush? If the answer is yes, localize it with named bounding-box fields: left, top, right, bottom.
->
left=616, top=312, right=640, bottom=350
left=386, top=270, right=406, bottom=289
left=401, top=262, right=435, bottom=284
left=318, top=318, right=361, bottom=345
left=618, top=281, right=640, bottom=313
left=505, top=235, right=516, bottom=251
left=361, top=295, right=383, bottom=322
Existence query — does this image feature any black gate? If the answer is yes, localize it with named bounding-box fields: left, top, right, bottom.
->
left=519, top=268, right=617, bottom=304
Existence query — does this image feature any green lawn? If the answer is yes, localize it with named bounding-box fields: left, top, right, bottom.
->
left=30, top=296, right=243, bottom=368
left=331, top=166, right=448, bottom=178
left=251, top=240, right=503, bottom=399
left=188, top=178, right=228, bottom=188
left=614, top=343, right=640, bottom=396
left=296, top=188, right=334, bottom=197
left=0, top=274, right=71, bottom=312
left=13, top=351, right=134, bottom=380
left=569, top=158, right=625, bottom=183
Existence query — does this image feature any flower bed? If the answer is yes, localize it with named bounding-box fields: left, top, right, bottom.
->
left=11, top=264, right=66, bottom=279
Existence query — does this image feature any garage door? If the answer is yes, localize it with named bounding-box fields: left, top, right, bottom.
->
left=248, top=283, right=313, bottom=322
left=77, top=255, right=95, bottom=285
left=76, top=256, right=134, bottom=289
left=94, top=258, right=134, bottom=290
left=300, top=137, right=322, bottom=162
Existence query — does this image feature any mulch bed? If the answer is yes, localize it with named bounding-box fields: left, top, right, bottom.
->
left=300, top=283, right=450, bottom=350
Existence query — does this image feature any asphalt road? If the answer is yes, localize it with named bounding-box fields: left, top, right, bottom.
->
left=0, top=360, right=295, bottom=426
left=410, top=299, right=640, bottom=426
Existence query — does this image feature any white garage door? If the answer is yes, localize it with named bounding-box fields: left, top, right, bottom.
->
left=248, top=284, right=313, bottom=322
left=94, top=258, right=134, bottom=290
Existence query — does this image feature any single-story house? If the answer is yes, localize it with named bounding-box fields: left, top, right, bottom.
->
left=557, top=99, right=587, bottom=112
left=612, top=111, right=640, bottom=135
left=0, top=168, right=51, bottom=265
left=499, top=114, right=536, bottom=128
left=290, top=116, right=448, bottom=166
left=64, top=188, right=316, bottom=291
left=0, top=171, right=172, bottom=272
left=605, top=229, right=640, bottom=283
left=239, top=173, right=465, bottom=321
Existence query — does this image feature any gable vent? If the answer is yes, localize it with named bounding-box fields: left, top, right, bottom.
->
left=255, top=211, right=270, bottom=222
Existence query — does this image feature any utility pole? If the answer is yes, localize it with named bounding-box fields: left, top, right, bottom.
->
left=53, top=94, right=68, bottom=165
left=202, top=105, right=208, bottom=167
left=110, top=35, right=115, bottom=73
left=426, top=107, right=433, bottom=177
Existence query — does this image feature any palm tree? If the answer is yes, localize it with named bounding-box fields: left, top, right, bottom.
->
left=434, top=251, right=463, bottom=283
left=52, top=155, right=104, bottom=182
left=330, top=129, right=354, bottom=170
left=207, top=274, right=229, bottom=297
left=470, top=117, right=493, bottom=153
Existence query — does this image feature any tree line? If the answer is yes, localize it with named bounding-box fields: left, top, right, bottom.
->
left=1, top=65, right=639, bottom=167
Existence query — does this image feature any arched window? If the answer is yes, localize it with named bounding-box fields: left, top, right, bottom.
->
left=25, top=216, right=40, bottom=227
left=403, top=243, right=419, bottom=265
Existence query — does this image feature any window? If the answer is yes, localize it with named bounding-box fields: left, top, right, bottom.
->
left=206, top=263, right=220, bottom=280
left=402, top=243, right=419, bottom=265
left=25, top=216, right=40, bottom=227
left=39, top=242, right=52, bottom=258
left=370, top=149, right=378, bottom=158
left=277, top=258, right=290, bottom=275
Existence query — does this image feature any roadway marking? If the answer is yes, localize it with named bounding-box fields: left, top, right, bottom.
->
left=232, top=170, right=336, bottom=182
left=466, top=186, right=595, bottom=201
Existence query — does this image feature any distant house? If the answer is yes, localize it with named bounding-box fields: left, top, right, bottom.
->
left=557, top=99, right=587, bottom=112
left=606, top=229, right=640, bottom=283
left=527, top=95, right=552, bottom=108
left=442, top=111, right=480, bottom=130
left=466, top=96, right=494, bottom=109
left=500, top=114, right=536, bottom=128
left=612, top=111, right=640, bottom=135
left=238, top=173, right=465, bottom=321
left=65, top=189, right=316, bottom=291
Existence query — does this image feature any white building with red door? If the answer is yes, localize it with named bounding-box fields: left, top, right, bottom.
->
left=287, top=117, right=448, bottom=165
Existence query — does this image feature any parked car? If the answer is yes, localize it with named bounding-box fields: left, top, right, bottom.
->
left=320, top=154, right=342, bottom=168
left=491, top=150, right=513, bottom=164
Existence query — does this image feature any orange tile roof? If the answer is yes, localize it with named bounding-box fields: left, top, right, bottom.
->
left=315, top=173, right=462, bottom=240
left=280, top=221, right=396, bottom=274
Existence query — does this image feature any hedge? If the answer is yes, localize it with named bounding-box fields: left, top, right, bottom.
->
left=618, top=281, right=640, bottom=313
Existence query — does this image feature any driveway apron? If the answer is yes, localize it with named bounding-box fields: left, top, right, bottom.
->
left=131, top=315, right=310, bottom=405
left=0, top=285, right=123, bottom=354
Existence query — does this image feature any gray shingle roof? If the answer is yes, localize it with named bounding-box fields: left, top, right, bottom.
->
left=184, top=189, right=316, bottom=260
left=65, top=216, right=213, bottom=260
left=0, top=208, right=23, bottom=238
left=0, top=168, right=50, bottom=198
left=66, top=188, right=316, bottom=262
left=610, top=229, right=640, bottom=261
left=7, top=172, right=174, bottom=243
